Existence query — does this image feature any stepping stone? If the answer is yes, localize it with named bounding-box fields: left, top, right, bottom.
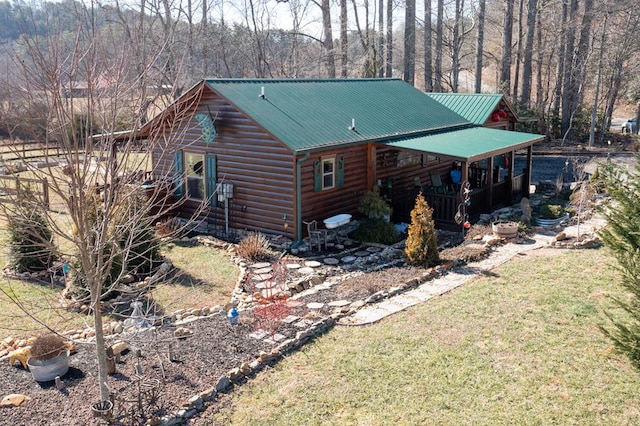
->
left=285, top=300, right=305, bottom=309
left=328, top=300, right=351, bottom=307
left=249, top=262, right=271, bottom=269
left=354, top=251, right=369, bottom=257
left=341, top=256, right=356, bottom=263
left=366, top=246, right=382, bottom=253
left=255, top=281, right=278, bottom=290
left=282, top=315, right=300, bottom=324
left=304, top=260, right=322, bottom=268
left=297, top=267, right=315, bottom=275
left=307, top=302, right=325, bottom=310
left=264, top=333, right=287, bottom=344
left=335, top=244, right=345, bottom=250
left=285, top=263, right=301, bottom=270
left=254, top=267, right=272, bottom=275
left=294, top=318, right=314, bottom=328
left=323, top=257, right=339, bottom=265
left=249, top=330, right=268, bottom=339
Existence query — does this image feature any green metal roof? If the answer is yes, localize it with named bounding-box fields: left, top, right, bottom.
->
left=425, top=93, right=505, bottom=125
left=385, top=127, right=544, bottom=162
left=205, top=79, right=471, bottom=153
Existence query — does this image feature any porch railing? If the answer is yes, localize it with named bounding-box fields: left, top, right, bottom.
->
left=392, top=172, right=527, bottom=230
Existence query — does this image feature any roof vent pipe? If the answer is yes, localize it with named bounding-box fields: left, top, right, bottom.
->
left=259, top=86, right=265, bottom=99
left=349, top=118, right=356, bottom=131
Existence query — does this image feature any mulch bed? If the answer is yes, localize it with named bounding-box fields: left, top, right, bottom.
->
left=0, top=263, right=435, bottom=426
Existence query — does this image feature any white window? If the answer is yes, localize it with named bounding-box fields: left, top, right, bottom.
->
left=322, top=157, right=335, bottom=190
left=185, top=152, right=204, bottom=200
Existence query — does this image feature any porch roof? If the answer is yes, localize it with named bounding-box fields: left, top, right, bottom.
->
left=384, top=127, right=544, bottom=163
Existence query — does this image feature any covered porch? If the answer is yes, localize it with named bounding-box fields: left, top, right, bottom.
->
left=375, top=127, right=543, bottom=230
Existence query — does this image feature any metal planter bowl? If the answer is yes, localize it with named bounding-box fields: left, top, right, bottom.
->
left=27, top=351, right=69, bottom=382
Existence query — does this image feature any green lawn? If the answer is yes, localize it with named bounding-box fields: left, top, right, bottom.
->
left=0, top=235, right=237, bottom=341
left=213, top=248, right=640, bottom=425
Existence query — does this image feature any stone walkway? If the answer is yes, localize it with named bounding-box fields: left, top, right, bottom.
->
left=338, top=215, right=607, bottom=326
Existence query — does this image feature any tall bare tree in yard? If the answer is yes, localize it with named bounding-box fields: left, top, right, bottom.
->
left=519, top=0, right=537, bottom=109
left=560, top=0, right=579, bottom=140
left=499, top=0, right=515, bottom=95
left=512, top=0, right=524, bottom=101
left=1, top=2, right=206, bottom=409
left=474, top=0, right=486, bottom=93
left=318, top=0, right=336, bottom=77
left=424, top=0, right=433, bottom=91
left=403, top=0, right=416, bottom=84
left=385, top=0, right=393, bottom=77
left=434, top=0, right=444, bottom=91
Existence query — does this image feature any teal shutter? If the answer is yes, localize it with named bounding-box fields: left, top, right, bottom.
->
left=336, top=157, right=344, bottom=188
left=173, top=150, right=184, bottom=198
left=313, top=160, right=321, bottom=192
left=206, top=154, right=217, bottom=207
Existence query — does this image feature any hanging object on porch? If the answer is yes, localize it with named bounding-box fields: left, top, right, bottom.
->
left=498, top=109, right=508, bottom=118
left=491, top=112, right=500, bottom=122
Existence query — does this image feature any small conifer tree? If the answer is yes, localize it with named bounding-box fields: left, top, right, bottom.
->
left=404, top=192, right=439, bottom=267
left=598, top=160, right=640, bottom=368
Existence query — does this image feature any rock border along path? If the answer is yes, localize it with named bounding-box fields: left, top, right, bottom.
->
left=338, top=215, right=606, bottom=326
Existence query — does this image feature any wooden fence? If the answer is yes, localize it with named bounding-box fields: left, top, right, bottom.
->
left=0, top=175, right=49, bottom=209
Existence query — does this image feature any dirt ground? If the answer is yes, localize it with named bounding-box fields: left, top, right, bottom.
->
left=0, top=264, right=434, bottom=426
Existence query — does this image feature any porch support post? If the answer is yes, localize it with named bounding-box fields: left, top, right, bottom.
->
left=487, top=156, right=494, bottom=211
left=366, top=143, right=376, bottom=190
left=461, top=161, right=469, bottom=191
left=507, top=151, right=515, bottom=204
left=525, top=145, right=533, bottom=197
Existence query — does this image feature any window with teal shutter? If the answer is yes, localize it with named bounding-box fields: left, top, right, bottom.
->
left=313, top=160, right=321, bottom=192
left=336, top=157, right=344, bottom=188
left=173, top=150, right=184, bottom=198
left=206, top=154, right=217, bottom=206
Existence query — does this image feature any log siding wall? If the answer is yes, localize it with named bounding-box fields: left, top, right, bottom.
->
left=151, top=85, right=297, bottom=239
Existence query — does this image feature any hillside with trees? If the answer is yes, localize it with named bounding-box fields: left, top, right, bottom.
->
left=0, top=0, right=638, bottom=143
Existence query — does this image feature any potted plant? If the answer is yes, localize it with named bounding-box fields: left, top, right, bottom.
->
left=535, top=202, right=569, bottom=226
left=27, top=333, right=70, bottom=382
left=358, top=186, right=392, bottom=221
left=492, top=220, right=519, bottom=238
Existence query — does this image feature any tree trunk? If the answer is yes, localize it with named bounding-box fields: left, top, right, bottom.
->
left=552, top=0, right=569, bottom=117
left=321, top=0, right=336, bottom=78
left=513, top=0, right=524, bottom=101
left=451, top=0, right=462, bottom=92
left=341, top=0, right=348, bottom=77
left=378, top=0, right=384, bottom=77
left=93, top=299, right=109, bottom=403
left=434, top=0, right=444, bottom=91
left=520, top=0, right=538, bottom=109
left=403, top=0, right=416, bottom=84
left=589, top=12, right=607, bottom=146
left=424, top=0, right=433, bottom=91
left=573, top=0, right=594, bottom=108
left=474, top=0, right=486, bottom=93
left=385, top=0, right=393, bottom=77
left=499, top=0, right=515, bottom=95
left=560, top=0, right=579, bottom=139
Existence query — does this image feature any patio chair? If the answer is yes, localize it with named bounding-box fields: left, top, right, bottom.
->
left=303, top=220, right=328, bottom=251
left=430, top=171, right=452, bottom=194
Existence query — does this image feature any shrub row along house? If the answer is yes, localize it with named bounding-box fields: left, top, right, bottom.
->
left=138, top=78, right=543, bottom=243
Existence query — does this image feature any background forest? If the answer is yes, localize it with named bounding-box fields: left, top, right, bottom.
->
left=0, top=0, right=638, bottom=143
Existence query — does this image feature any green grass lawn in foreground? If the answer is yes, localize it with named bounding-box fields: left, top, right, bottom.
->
left=213, top=248, right=640, bottom=425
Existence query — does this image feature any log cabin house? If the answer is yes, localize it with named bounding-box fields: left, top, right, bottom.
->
left=139, top=78, right=544, bottom=243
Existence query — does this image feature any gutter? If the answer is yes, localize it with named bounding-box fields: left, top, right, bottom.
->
left=291, top=152, right=310, bottom=249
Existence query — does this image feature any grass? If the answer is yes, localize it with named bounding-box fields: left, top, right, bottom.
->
left=152, top=241, right=238, bottom=312
left=0, top=235, right=238, bottom=341
left=213, top=248, right=640, bottom=425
